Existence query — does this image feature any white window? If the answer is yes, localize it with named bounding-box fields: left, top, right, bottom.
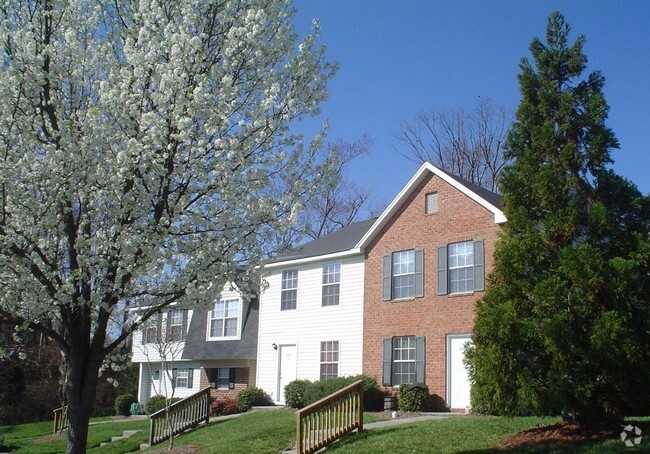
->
left=392, top=250, right=415, bottom=299
left=168, top=309, right=184, bottom=341
left=209, top=298, right=240, bottom=339
left=322, top=263, right=341, bottom=306
left=320, top=341, right=339, bottom=380
left=172, top=368, right=193, bottom=388
left=382, top=250, right=424, bottom=301
left=216, top=368, right=231, bottom=389
left=392, top=336, right=416, bottom=385
left=437, top=240, right=484, bottom=295
left=142, top=313, right=159, bottom=344
left=448, top=241, right=474, bottom=294
left=281, top=269, right=298, bottom=310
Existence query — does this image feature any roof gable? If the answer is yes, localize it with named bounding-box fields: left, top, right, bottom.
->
left=355, top=162, right=506, bottom=249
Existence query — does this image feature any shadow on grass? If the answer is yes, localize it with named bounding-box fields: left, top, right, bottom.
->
left=328, top=418, right=650, bottom=454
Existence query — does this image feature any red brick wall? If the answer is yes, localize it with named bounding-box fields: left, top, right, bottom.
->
left=363, top=172, right=502, bottom=409
left=200, top=367, right=250, bottom=399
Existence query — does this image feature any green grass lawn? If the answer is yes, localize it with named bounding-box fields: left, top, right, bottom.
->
left=2, top=412, right=649, bottom=453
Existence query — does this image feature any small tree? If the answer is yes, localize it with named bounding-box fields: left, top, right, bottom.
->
left=468, top=12, right=650, bottom=424
left=395, top=98, right=510, bottom=192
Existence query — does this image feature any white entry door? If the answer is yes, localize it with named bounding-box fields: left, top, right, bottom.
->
left=277, top=344, right=297, bottom=403
left=447, top=334, right=473, bottom=409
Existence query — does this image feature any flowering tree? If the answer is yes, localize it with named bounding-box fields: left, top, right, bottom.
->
left=0, top=1, right=336, bottom=452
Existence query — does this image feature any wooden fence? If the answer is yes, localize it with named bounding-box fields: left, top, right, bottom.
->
left=295, top=380, right=364, bottom=454
left=52, top=405, right=68, bottom=434
left=149, top=387, right=211, bottom=446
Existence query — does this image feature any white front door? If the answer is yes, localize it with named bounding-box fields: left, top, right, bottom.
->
left=447, top=334, right=473, bottom=409
left=277, top=344, right=297, bottom=403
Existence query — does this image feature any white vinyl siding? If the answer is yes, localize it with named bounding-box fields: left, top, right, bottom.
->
left=257, top=255, right=365, bottom=403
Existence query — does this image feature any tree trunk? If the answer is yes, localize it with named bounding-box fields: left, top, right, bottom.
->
left=64, top=348, right=102, bottom=454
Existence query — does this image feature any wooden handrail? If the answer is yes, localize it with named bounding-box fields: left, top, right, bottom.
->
left=148, top=387, right=211, bottom=446
left=53, top=405, right=68, bottom=434
left=295, top=380, right=364, bottom=454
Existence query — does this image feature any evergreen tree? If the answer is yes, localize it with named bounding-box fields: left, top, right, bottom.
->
left=468, top=12, right=650, bottom=424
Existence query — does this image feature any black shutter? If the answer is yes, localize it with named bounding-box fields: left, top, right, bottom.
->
left=382, top=254, right=392, bottom=301
left=414, top=249, right=424, bottom=298
left=187, top=368, right=194, bottom=388
left=437, top=245, right=448, bottom=295
left=473, top=240, right=485, bottom=291
left=382, top=338, right=392, bottom=386
left=415, top=336, right=425, bottom=383
left=181, top=309, right=188, bottom=341
left=156, top=314, right=162, bottom=342
left=172, top=368, right=178, bottom=389
left=229, top=368, right=235, bottom=389
left=166, top=311, right=172, bottom=341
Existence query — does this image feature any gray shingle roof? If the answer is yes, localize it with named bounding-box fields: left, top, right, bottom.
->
left=267, top=218, right=377, bottom=264
left=440, top=169, right=503, bottom=209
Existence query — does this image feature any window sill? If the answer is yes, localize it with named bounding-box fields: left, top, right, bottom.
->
left=206, top=336, right=241, bottom=342
left=447, top=291, right=475, bottom=298
left=386, top=297, right=417, bottom=302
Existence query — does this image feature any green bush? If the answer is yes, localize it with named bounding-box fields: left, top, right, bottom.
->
left=397, top=384, right=431, bottom=412
left=145, top=395, right=181, bottom=414
left=236, top=386, right=272, bottom=412
left=284, top=379, right=312, bottom=409
left=303, top=377, right=349, bottom=406
left=114, top=393, right=137, bottom=416
left=301, top=375, right=383, bottom=410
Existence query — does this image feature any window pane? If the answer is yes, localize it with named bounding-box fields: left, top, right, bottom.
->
left=281, top=289, right=297, bottom=310
left=224, top=318, right=238, bottom=337
left=392, top=336, right=416, bottom=385
left=322, top=283, right=340, bottom=306
left=210, top=319, right=223, bottom=337
left=448, top=241, right=474, bottom=294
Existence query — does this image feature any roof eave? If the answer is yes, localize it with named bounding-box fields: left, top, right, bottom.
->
left=264, top=248, right=364, bottom=269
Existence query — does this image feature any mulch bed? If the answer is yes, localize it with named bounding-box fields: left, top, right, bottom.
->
left=499, top=421, right=619, bottom=449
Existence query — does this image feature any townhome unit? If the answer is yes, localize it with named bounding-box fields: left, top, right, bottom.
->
left=359, top=162, right=505, bottom=410
left=255, top=219, right=374, bottom=403
left=131, top=282, right=258, bottom=404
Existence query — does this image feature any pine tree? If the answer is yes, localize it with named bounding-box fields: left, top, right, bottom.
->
left=468, top=12, right=650, bottom=424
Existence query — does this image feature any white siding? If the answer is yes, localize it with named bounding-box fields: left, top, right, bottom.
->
left=257, top=255, right=365, bottom=402
left=131, top=309, right=194, bottom=363
left=138, top=361, right=203, bottom=403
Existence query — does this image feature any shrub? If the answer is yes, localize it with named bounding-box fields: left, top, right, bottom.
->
left=210, top=396, right=239, bottom=416
left=236, top=387, right=272, bottom=412
left=284, top=379, right=312, bottom=409
left=145, top=395, right=181, bottom=415
left=114, top=393, right=137, bottom=416
left=301, top=375, right=383, bottom=410
left=398, top=384, right=431, bottom=412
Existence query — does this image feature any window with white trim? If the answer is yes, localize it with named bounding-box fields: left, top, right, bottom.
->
left=172, top=368, right=193, bottom=388
left=437, top=240, right=484, bottom=295
left=167, top=309, right=184, bottom=341
left=382, top=249, right=424, bottom=301
left=209, top=368, right=234, bottom=390
left=382, top=336, right=425, bottom=386
left=142, top=313, right=159, bottom=344
left=281, top=269, right=298, bottom=310
left=320, top=341, right=339, bottom=380
left=322, top=263, right=340, bottom=306
left=209, top=298, right=240, bottom=339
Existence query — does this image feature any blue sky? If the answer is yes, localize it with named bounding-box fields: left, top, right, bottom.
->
left=292, top=0, right=650, bottom=213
